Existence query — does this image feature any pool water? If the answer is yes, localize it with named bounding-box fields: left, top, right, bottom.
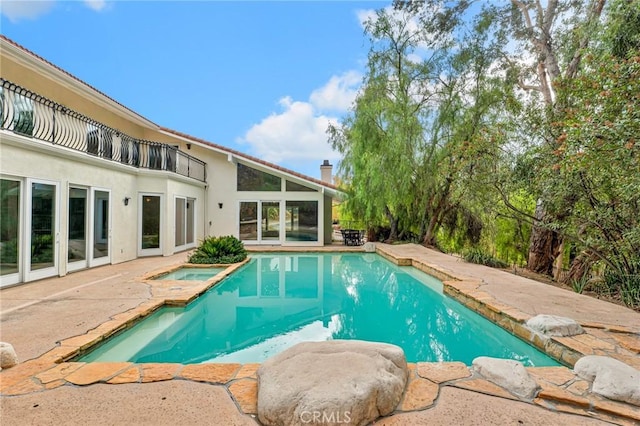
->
left=153, top=267, right=226, bottom=281
left=80, top=253, right=560, bottom=366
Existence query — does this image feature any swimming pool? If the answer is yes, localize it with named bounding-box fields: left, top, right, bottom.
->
left=153, top=267, right=226, bottom=281
left=79, top=253, right=560, bottom=366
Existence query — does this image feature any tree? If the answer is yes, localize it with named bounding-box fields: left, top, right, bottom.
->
left=328, top=8, right=438, bottom=242
left=331, top=5, right=513, bottom=246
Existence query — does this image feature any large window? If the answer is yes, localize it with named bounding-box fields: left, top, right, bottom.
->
left=285, top=201, right=318, bottom=242
left=286, top=180, right=316, bottom=192
left=237, top=163, right=281, bottom=191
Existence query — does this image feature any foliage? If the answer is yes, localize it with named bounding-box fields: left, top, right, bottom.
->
left=0, top=239, right=18, bottom=264
left=463, top=248, right=508, bottom=269
left=570, top=275, right=590, bottom=295
left=188, top=235, right=247, bottom=265
left=329, top=5, right=512, bottom=247
left=334, top=0, right=640, bottom=303
left=603, top=261, right=640, bottom=309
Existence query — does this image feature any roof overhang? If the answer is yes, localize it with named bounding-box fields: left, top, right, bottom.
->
left=0, top=37, right=159, bottom=130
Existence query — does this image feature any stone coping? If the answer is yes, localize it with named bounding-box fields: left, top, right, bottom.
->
left=377, top=248, right=640, bottom=370
left=1, top=249, right=639, bottom=424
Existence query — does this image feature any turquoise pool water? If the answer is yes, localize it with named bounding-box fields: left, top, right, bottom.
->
left=154, top=267, right=226, bottom=281
left=80, top=253, right=560, bottom=366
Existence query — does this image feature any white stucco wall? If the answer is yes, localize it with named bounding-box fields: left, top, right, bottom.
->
left=0, top=132, right=205, bottom=284
left=184, top=146, right=329, bottom=246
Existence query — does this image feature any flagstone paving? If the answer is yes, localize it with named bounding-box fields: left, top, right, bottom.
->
left=1, top=244, right=639, bottom=425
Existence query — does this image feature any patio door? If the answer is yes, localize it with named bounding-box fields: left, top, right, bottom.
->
left=139, top=194, right=162, bottom=256
left=68, top=187, right=110, bottom=271
left=239, top=200, right=282, bottom=244
left=90, top=189, right=111, bottom=267
left=0, top=178, right=22, bottom=287
left=175, top=196, right=196, bottom=252
left=25, top=179, right=59, bottom=282
left=261, top=201, right=280, bottom=242
left=67, top=187, right=88, bottom=272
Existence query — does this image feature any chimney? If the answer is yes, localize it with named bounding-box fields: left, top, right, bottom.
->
left=320, top=160, right=333, bottom=184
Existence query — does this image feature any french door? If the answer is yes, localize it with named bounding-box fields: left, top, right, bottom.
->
left=0, top=178, right=22, bottom=287
left=139, top=193, right=162, bottom=256
left=25, top=179, right=60, bottom=282
left=67, top=187, right=111, bottom=272
left=239, top=201, right=282, bottom=244
left=174, top=196, right=195, bottom=251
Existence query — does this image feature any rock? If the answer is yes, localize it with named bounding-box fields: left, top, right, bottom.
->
left=0, top=342, right=18, bottom=369
left=526, top=315, right=584, bottom=337
left=363, top=242, right=376, bottom=253
left=257, top=340, right=409, bottom=426
left=574, top=355, right=640, bottom=406
left=472, top=357, right=539, bottom=400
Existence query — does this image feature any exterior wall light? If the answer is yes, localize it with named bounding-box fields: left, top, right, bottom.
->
left=123, top=197, right=131, bottom=206
left=218, top=202, right=223, bottom=209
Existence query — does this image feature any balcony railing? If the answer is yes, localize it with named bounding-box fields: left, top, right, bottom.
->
left=0, top=79, right=206, bottom=182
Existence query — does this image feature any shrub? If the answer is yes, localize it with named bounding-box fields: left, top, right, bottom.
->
left=188, top=235, right=247, bottom=264
left=463, top=248, right=509, bottom=269
left=602, top=266, right=640, bottom=309
left=570, top=275, right=590, bottom=294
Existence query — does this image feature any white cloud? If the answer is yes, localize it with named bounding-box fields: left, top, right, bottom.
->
left=309, top=71, right=361, bottom=113
left=356, top=8, right=377, bottom=28
left=0, top=0, right=107, bottom=22
left=240, top=96, right=340, bottom=164
left=83, top=0, right=107, bottom=12
left=239, top=72, right=364, bottom=168
left=0, top=0, right=55, bottom=22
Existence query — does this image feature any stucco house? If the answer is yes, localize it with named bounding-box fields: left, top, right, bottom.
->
left=0, top=35, right=340, bottom=288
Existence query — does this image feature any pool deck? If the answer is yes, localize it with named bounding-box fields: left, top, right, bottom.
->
left=1, top=243, right=639, bottom=425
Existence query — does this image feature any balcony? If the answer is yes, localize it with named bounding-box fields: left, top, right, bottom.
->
left=0, top=79, right=206, bottom=182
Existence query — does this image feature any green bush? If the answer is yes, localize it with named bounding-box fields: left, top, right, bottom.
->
left=602, top=265, right=640, bottom=309
left=463, top=248, right=509, bottom=269
left=188, top=235, right=247, bottom=264
left=570, top=275, right=590, bottom=294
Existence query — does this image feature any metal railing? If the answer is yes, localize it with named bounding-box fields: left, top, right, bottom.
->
left=0, top=79, right=206, bottom=182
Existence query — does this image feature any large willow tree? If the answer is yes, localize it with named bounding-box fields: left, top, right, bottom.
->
left=329, top=6, right=512, bottom=245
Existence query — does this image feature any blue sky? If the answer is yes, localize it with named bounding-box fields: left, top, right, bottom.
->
left=0, top=0, right=388, bottom=179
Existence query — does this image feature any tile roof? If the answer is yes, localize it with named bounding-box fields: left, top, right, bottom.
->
left=1, top=35, right=340, bottom=192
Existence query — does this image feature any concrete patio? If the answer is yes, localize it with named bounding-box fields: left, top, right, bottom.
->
left=1, top=244, right=638, bottom=425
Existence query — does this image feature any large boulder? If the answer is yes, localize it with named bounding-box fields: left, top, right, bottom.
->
left=0, top=342, right=18, bottom=369
left=574, top=355, right=640, bottom=406
left=472, top=357, right=539, bottom=400
left=257, top=340, right=409, bottom=426
left=526, top=315, right=584, bottom=337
